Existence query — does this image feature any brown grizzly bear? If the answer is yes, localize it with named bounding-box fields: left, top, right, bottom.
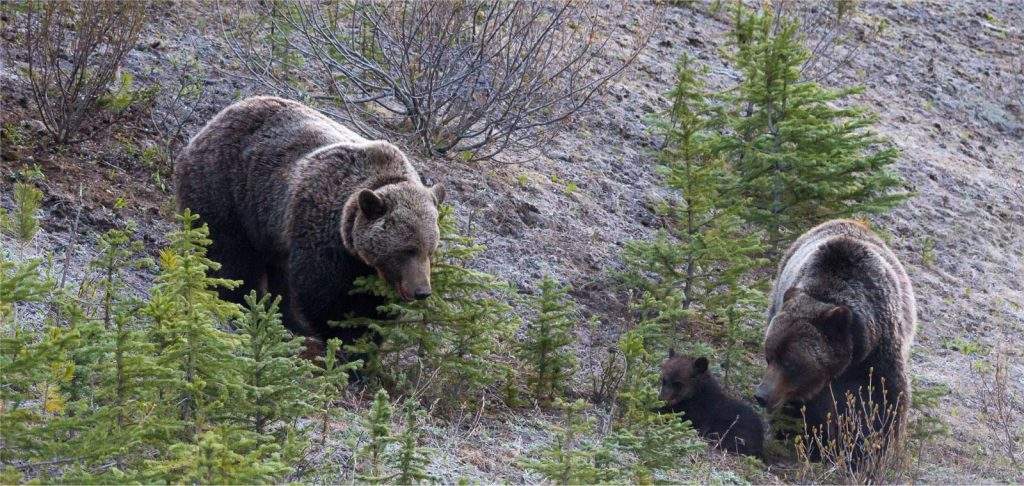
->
left=659, top=351, right=765, bottom=458
left=175, top=96, right=444, bottom=344
left=755, top=219, right=916, bottom=462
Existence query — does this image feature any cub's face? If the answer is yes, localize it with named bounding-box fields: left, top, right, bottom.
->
left=755, top=288, right=854, bottom=410
left=351, top=182, right=445, bottom=302
left=659, top=353, right=709, bottom=408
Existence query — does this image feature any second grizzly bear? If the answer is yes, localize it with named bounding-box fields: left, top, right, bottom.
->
left=175, top=96, right=445, bottom=344
left=755, top=219, right=916, bottom=461
left=659, top=351, right=765, bottom=458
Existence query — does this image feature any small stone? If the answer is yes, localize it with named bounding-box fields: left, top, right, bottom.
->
left=21, top=119, right=46, bottom=133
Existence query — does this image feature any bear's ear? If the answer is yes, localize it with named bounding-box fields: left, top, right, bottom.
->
left=814, top=305, right=852, bottom=342
left=694, top=357, right=708, bottom=374
left=783, top=286, right=802, bottom=303
left=430, top=184, right=445, bottom=207
left=358, top=189, right=386, bottom=220
left=668, top=348, right=676, bottom=358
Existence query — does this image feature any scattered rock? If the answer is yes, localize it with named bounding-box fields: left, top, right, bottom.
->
left=21, top=119, right=46, bottom=133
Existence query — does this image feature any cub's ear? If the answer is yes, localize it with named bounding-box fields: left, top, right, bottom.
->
left=814, top=305, right=853, bottom=342
left=668, top=348, right=676, bottom=358
left=783, top=286, right=802, bottom=303
left=358, top=189, right=386, bottom=220
left=430, top=184, right=445, bottom=207
left=694, top=357, right=709, bottom=374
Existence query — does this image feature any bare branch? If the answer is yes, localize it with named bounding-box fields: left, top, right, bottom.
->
left=218, top=0, right=649, bottom=162
left=23, top=0, right=148, bottom=144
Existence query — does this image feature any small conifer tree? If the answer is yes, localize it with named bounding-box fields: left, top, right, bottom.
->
left=2, top=211, right=321, bottom=483
left=0, top=256, right=50, bottom=322
left=394, top=404, right=434, bottom=484
left=145, top=210, right=243, bottom=435
left=54, top=229, right=181, bottom=481
left=359, top=389, right=396, bottom=484
left=622, top=54, right=767, bottom=381
left=146, top=427, right=288, bottom=484
left=233, top=291, right=320, bottom=466
left=140, top=211, right=296, bottom=483
left=722, top=5, right=906, bottom=248
left=523, top=398, right=613, bottom=484
left=0, top=256, right=76, bottom=469
left=314, top=338, right=362, bottom=448
left=236, top=292, right=317, bottom=436
left=1, top=182, right=43, bottom=242
left=521, top=276, right=578, bottom=403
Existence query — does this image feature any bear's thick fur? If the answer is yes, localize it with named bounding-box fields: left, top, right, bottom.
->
left=659, top=352, right=765, bottom=458
left=175, top=96, right=444, bottom=343
left=756, top=219, right=916, bottom=460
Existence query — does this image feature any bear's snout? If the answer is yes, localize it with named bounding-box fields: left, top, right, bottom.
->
left=754, top=383, right=769, bottom=408
left=395, top=283, right=429, bottom=302
left=395, top=257, right=432, bottom=303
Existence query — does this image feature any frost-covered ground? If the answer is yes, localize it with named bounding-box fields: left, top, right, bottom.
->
left=2, top=1, right=1021, bottom=482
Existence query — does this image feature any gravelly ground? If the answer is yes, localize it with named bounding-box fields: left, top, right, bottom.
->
left=2, top=0, right=1022, bottom=482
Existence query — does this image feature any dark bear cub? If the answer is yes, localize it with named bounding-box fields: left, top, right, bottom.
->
left=659, top=351, right=764, bottom=458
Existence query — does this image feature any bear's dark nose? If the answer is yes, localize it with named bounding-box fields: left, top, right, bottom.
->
left=414, top=290, right=431, bottom=300
left=754, top=384, right=769, bottom=407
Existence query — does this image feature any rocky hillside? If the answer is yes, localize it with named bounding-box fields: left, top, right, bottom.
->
left=2, top=0, right=1021, bottom=482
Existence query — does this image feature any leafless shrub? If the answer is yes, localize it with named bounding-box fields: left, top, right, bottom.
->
left=588, top=345, right=625, bottom=406
left=219, top=0, right=648, bottom=162
left=979, top=344, right=1021, bottom=469
left=148, top=49, right=209, bottom=174
left=23, top=0, right=147, bottom=143
left=792, top=375, right=909, bottom=484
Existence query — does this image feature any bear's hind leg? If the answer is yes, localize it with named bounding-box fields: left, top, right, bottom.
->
left=205, top=222, right=265, bottom=305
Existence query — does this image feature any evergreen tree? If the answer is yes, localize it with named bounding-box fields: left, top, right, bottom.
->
left=722, top=5, right=906, bottom=248
left=314, top=338, right=362, bottom=449
left=523, top=398, right=613, bottom=484
left=0, top=256, right=78, bottom=471
left=145, top=210, right=243, bottom=435
left=359, top=389, right=396, bottom=484
left=235, top=291, right=317, bottom=439
left=145, top=427, right=288, bottom=484
left=521, top=276, right=578, bottom=403
left=0, top=182, right=43, bottom=242
left=622, top=55, right=767, bottom=381
left=233, top=291, right=321, bottom=468
left=393, top=404, right=434, bottom=485
left=2, top=211, right=320, bottom=483
left=341, top=205, right=517, bottom=406
left=0, top=256, right=50, bottom=322
left=140, top=211, right=293, bottom=482
left=55, top=229, right=179, bottom=481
